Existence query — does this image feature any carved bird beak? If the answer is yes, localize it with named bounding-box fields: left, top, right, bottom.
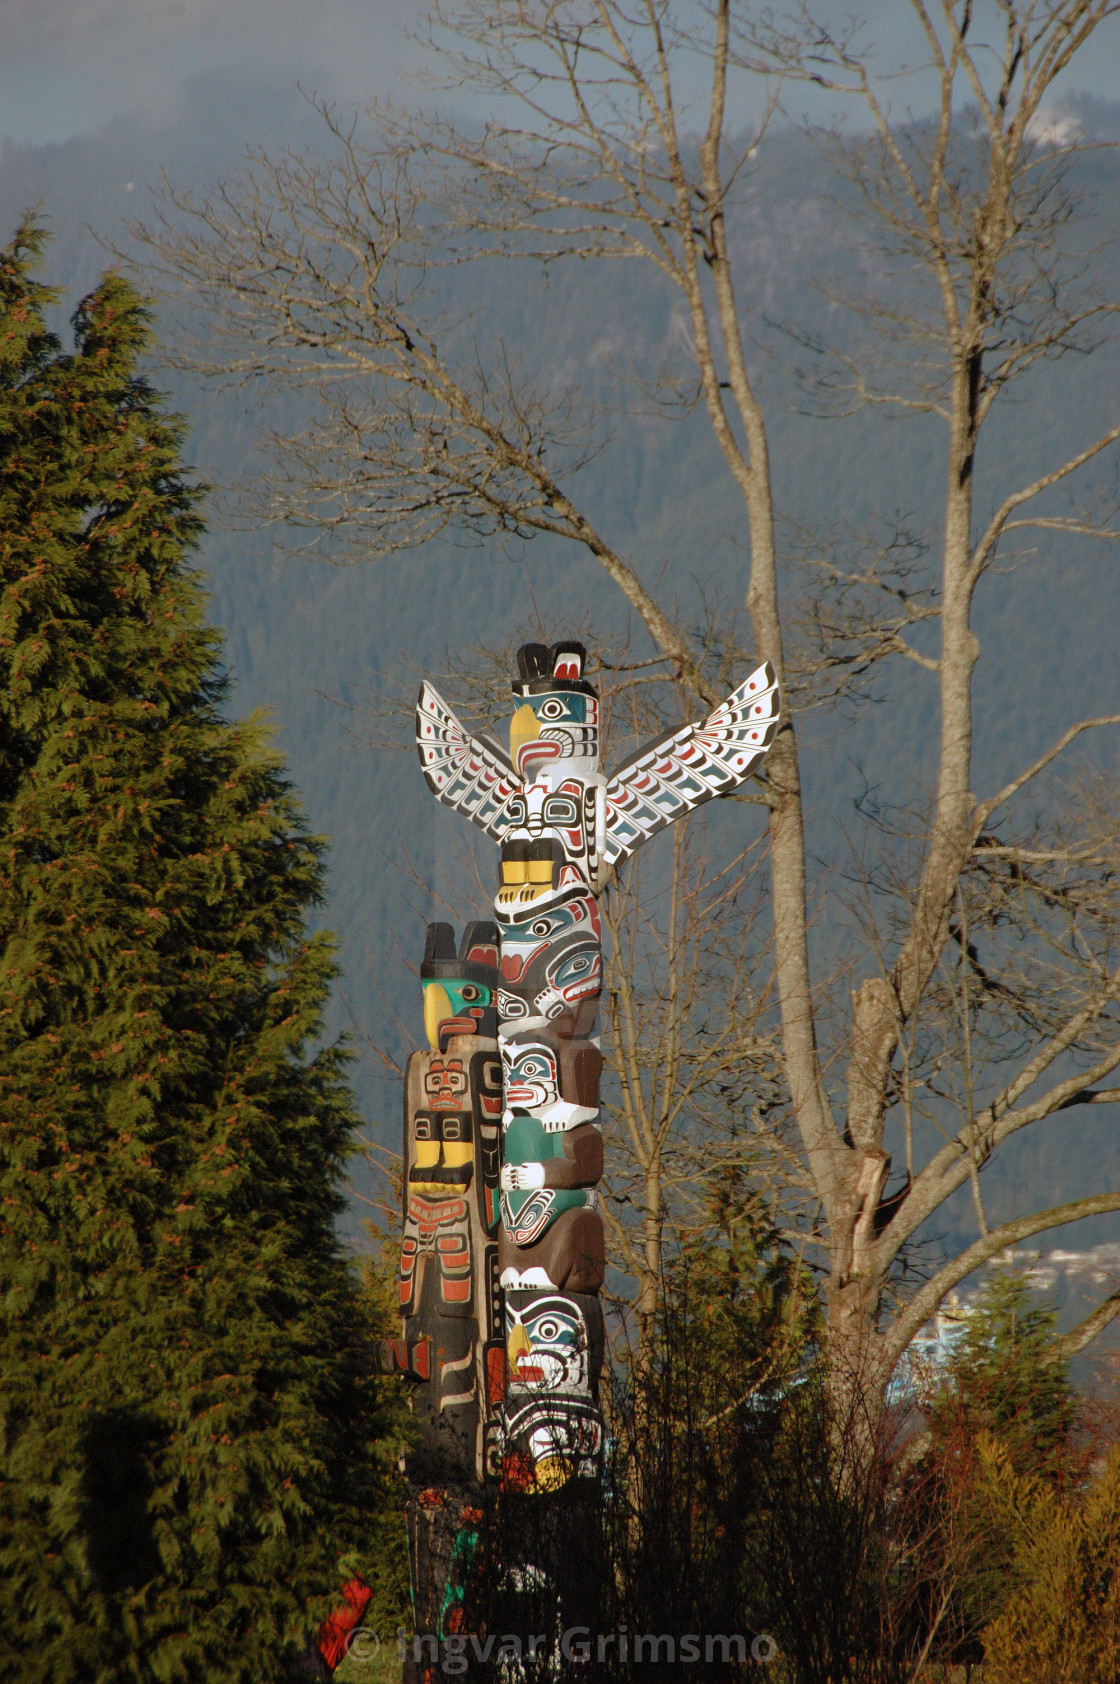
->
left=507, top=1321, right=532, bottom=1369
left=509, top=703, right=539, bottom=760
left=423, top=983, right=452, bottom=1051
left=510, top=703, right=558, bottom=776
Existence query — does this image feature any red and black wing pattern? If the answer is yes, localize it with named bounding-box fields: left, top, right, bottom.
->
left=416, top=682, right=523, bottom=840
left=602, top=662, right=780, bottom=867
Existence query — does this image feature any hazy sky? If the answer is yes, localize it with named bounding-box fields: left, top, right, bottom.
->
left=4, top=0, right=1120, bottom=149
left=0, top=0, right=417, bottom=144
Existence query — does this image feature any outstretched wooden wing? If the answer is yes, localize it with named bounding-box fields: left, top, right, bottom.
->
left=603, top=661, right=780, bottom=866
left=416, top=682, right=523, bottom=839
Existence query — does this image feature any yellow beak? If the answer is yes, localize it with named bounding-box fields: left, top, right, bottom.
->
left=510, top=703, right=541, bottom=767
left=423, top=983, right=452, bottom=1051
left=507, top=1321, right=532, bottom=1368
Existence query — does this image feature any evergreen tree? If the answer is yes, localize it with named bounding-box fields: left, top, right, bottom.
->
left=891, top=1270, right=1077, bottom=1670
left=0, top=222, right=399, bottom=1682
left=939, top=1269, right=1071, bottom=1475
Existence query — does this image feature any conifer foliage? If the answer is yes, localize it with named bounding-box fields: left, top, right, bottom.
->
left=0, top=223, right=386, bottom=1682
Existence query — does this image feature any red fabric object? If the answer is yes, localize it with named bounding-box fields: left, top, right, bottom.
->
left=316, top=1575, right=373, bottom=1673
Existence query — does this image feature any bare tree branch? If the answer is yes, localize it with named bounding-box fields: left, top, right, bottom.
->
left=884, top=1190, right=1120, bottom=1372
left=975, top=714, right=1120, bottom=826
left=1046, top=1288, right=1120, bottom=1363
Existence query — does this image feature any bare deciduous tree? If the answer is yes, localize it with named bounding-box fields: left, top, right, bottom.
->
left=131, top=0, right=1120, bottom=1420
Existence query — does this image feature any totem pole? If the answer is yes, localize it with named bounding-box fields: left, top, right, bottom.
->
left=371, top=639, right=778, bottom=1672
left=378, top=921, right=506, bottom=1652
left=415, top=640, right=780, bottom=1505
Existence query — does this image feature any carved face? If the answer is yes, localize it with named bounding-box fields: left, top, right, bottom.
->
left=499, top=947, right=602, bottom=1025
left=501, top=1040, right=560, bottom=1114
left=425, top=976, right=492, bottom=1016
left=498, top=893, right=601, bottom=1004
left=498, top=667, right=604, bottom=906
left=504, top=775, right=597, bottom=839
left=424, top=1058, right=468, bottom=1111
left=509, top=692, right=599, bottom=778
left=544, top=941, right=600, bottom=1004
left=506, top=1294, right=590, bottom=1396
left=422, top=976, right=496, bottom=1050
left=420, top=922, right=499, bottom=1048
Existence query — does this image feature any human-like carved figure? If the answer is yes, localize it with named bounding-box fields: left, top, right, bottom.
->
left=373, top=922, right=509, bottom=1677
left=381, top=920, right=504, bottom=1482
left=416, top=640, right=780, bottom=1495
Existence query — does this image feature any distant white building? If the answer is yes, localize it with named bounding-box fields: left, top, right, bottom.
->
left=888, top=1244, right=1120, bottom=1403
left=1000, top=1242, right=1120, bottom=1295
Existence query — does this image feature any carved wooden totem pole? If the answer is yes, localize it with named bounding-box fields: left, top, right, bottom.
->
left=386, top=639, right=779, bottom=1669
left=376, top=921, right=506, bottom=1654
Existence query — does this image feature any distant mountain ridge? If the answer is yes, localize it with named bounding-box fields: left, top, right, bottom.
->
left=4, top=77, right=1120, bottom=1262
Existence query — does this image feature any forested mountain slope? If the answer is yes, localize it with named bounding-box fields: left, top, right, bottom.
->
left=4, top=76, right=1119, bottom=1258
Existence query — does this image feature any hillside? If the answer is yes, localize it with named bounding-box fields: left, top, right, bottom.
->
left=4, top=76, right=1120, bottom=1267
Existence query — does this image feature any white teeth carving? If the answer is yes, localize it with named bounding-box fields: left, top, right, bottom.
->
left=501, top=1163, right=546, bottom=1190
left=499, top=1265, right=555, bottom=1289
